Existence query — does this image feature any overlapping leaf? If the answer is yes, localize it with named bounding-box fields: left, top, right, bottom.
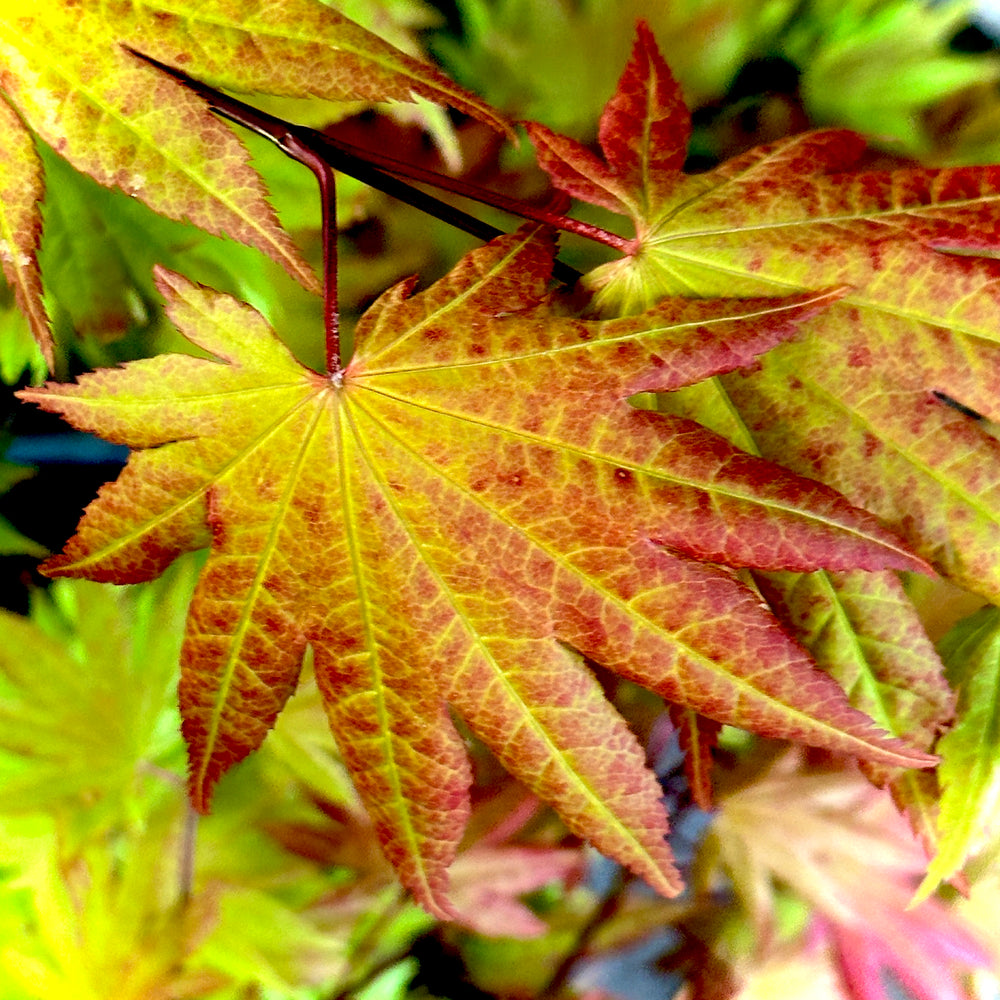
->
left=0, top=0, right=512, bottom=362
left=757, top=568, right=953, bottom=850
left=20, top=226, right=936, bottom=913
left=527, top=22, right=1000, bottom=604
left=655, top=373, right=954, bottom=834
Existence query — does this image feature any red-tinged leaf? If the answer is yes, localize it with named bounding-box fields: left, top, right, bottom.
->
left=711, top=757, right=992, bottom=999
left=448, top=845, right=583, bottom=938
left=597, top=22, right=689, bottom=207
left=0, top=98, right=52, bottom=367
left=529, top=24, right=1000, bottom=601
left=526, top=123, right=629, bottom=216
left=721, top=348, right=1000, bottom=600
left=0, top=16, right=316, bottom=293
left=668, top=705, right=721, bottom=810
left=525, top=20, right=688, bottom=219
left=756, top=569, right=954, bottom=759
left=756, top=568, right=955, bottom=850
left=826, top=887, right=992, bottom=1000
left=20, top=230, right=936, bottom=911
left=658, top=350, right=956, bottom=851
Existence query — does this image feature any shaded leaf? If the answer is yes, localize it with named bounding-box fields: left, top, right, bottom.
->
left=446, top=844, right=583, bottom=938
left=0, top=96, right=50, bottom=366
left=706, top=751, right=991, bottom=1000
left=0, top=460, right=46, bottom=557
left=784, top=0, right=997, bottom=158
left=20, top=228, right=935, bottom=912
left=668, top=705, right=721, bottom=811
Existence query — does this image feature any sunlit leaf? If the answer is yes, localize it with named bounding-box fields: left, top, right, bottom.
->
left=19, top=228, right=935, bottom=912
left=528, top=22, right=1000, bottom=601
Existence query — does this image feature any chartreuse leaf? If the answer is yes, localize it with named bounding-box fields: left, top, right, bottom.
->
left=0, top=289, right=47, bottom=385
left=20, top=227, right=936, bottom=913
left=0, top=810, right=198, bottom=1000
left=114, top=0, right=512, bottom=135
left=529, top=22, right=1000, bottom=603
left=754, top=570, right=953, bottom=754
left=35, top=137, right=325, bottom=374
left=0, top=8, right=314, bottom=291
left=782, top=0, right=994, bottom=157
left=0, top=560, right=196, bottom=842
left=915, top=605, right=1000, bottom=901
left=0, top=0, right=512, bottom=360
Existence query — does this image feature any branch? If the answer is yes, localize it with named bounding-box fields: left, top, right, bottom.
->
left=126, top=49, right=585, bottom=286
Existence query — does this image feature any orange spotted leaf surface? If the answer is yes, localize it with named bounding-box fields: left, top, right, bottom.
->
left=527, top=21, right=1000, bottom=603
left=0, top=0, right=512, bottom=361
left=19, top=228, right=937, bottom=914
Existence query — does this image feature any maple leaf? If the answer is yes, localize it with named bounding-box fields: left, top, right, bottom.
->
left=754, top=567, right=954, bottom=854
left=783, top=0, right=997, bottom=158
left=527, top=22, right=1000, bottom=606
left=269, top=784, right=583, bottom=939
left=0, top=0, right=512, bottom=362
left=20, top=225, right=936, bottom=915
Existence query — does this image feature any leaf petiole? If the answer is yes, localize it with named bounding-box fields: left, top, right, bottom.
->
left=280, top=132, right=341, bottom=374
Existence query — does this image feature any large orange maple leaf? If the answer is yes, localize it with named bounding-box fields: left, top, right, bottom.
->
left=19, top=227, right=934, bottom=915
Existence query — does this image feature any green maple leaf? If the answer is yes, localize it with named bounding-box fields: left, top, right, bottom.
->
left=914, top=605, right=1000, bottom=901
left=20, top=226, right=935, bottom=915
left=781, top=0, right=995, bottom=157
left=0, top=567, right=194, bottom=840
left=0, top=0, right=511, bottom=365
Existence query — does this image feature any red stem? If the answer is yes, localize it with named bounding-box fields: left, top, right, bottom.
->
left=283, top=135, right=341, bottom=374
left=320, top=130, right=636, bottom=253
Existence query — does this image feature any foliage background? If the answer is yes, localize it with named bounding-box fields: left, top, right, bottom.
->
left=2, top=1, right=1000, bottom=998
